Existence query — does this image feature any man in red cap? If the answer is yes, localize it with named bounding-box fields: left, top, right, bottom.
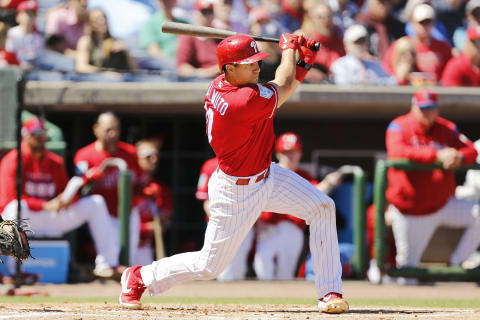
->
left=0, top=116, right=121, bottom=279
left=120, top=33, right=349, bottom=313
left=385, top=89, right=480, bottom=283
left=254, top=132, right=345, bottom=281
left=441, top=26, right=480, bottom=86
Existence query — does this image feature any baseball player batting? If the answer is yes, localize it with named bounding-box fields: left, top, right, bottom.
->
left=119, top=33, right=348, bottom=314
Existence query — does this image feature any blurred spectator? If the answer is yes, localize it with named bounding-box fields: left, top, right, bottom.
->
left=296, top=2, right=345, bottom=82
left=442, top=25, right=480, bottom=86
left=45, top=0, right=88, bottom=56
left=403, top=0, right=451, bottom=44
left=0, top=0, right=33, bottom=26
left=248, top=6, right=283, bottom=82
left=0, top=21, right=19, bottom=66
left=331, top=24, right=397, bottom=85
left=176, top=0, right=219, bottom=80
left=0, top=116, right=121, bottom=279
left=5, top=1, right=44, bottom=69
left=453, top=0, right=480, bottom=51
left=75, top=8, right=137, bottom=76
left=355, top=0, right=405, bottom=59
left=384, top=4, right=452, bottom=83
left=261, top=0, right=302, bottom=32
left=327, top=0, right=359, bottom=32
left=74, top=112, right=143, bottom=270
left=140, top=0, right=186, bottom=68
left=132, top=139, right=172, bottom=266
left=196, top=157, right=255, bottom=281
left=385, top=89, right=480, bottom=280
left=230, top=0, right=250, bottom=33
left=87, top=0, right=155, bottom=40
left=390, top=36, right=419, bottom=85
left=212, top=0, right=233, bottom=30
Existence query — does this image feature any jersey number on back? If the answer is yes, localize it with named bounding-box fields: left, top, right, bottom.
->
left=206, top=107, right=214, bottom=143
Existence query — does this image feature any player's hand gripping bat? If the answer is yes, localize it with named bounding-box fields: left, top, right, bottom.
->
left=161, top=21, right=321, bottom=51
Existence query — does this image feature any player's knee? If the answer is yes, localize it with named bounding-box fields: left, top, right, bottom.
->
left=315, top=195, right=336, bottom=219
left=198, top=267, right=220, bottom=280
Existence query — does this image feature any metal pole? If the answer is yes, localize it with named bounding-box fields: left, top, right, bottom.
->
left=373, top=160, right=388, bottom=270
left=118, top=170, right=132, bottom=266
left=15, top=70, right=25, bottom=288
left=352, top=168, right=367, bottom=278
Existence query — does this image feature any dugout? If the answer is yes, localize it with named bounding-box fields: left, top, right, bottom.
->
left=6, top=80, right=480, bottom=280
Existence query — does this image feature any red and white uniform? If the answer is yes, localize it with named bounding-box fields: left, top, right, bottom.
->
left=140, top=74, right=342, bottom=299
left=254, top=168, right=316, bottom=280
left=196, top=157, right=255, bottom=281
left=0, top=144, right=119, bottom=271
left=131, top=178, right=172, bottom=266
left=386, top=111, right=480, bottom=267
left=74, top=141, right=143, bottom=264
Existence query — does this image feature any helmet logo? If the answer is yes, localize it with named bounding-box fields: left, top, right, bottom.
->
left=250, top=41, right=259, bottom=53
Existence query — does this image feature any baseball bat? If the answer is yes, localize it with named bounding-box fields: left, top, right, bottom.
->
left=161, top=21, right=321, bottom=51
left=153, top=215, right=165, bottom=259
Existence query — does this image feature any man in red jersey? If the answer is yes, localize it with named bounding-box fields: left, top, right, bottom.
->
left=442, top=25, right=480, bottom=86
left=254, top=132, right=345, bottom=280
left=385, top=89, right=480, bottom=282
left=74, top=112, right=143, bottom=277
left=383, top=4, right=452, bottom=83
left=119, top=33, right=348, bottom=314
left=196, top=156, right=255, bottom=281
left=0, top=116, right=120, bottom=277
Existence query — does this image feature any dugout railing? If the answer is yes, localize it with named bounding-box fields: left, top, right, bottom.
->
left=373, top=159, right=480, bottom=281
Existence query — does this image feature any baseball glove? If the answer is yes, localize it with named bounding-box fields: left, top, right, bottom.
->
left=0, top=220, right=32, bottom=262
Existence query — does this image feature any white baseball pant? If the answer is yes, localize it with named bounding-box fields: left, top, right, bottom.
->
left=140, top=162, right=342, bottom=298
left=216, top=228, right=254, bottom=281
left=389, top=197, right=480, bottom=267
left=254, top=220, right=304, bottom=280
left=2, top=195, right=120, bottom=270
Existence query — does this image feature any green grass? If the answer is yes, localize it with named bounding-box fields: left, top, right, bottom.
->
left=0, top=296, right=479, bottom=309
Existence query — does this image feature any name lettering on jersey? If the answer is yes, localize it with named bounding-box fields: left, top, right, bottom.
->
left=206, top=84, right=229, bottom=116
left=257, top=84, right=273, bottom=99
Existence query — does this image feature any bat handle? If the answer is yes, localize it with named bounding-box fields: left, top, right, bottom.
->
left=311, top=42, right=321, bottom=51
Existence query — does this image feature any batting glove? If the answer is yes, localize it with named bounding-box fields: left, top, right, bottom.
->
left=279, top=33, right=299, bottom=51
left=295, top=36, right=320, bottom=82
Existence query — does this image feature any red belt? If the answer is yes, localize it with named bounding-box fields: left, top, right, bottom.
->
left=235, top=169, right=270, bottom=185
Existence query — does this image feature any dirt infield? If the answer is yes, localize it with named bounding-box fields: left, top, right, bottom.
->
left=0, top=280, right=479, bottom=319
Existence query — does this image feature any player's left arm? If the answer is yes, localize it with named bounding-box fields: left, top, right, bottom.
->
left=270, top=34, right=318, bottom=108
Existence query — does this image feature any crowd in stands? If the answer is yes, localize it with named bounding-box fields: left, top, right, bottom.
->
left=0, top=0, right=479, bottom=85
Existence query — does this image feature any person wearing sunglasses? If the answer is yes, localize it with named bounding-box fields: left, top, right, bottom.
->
left=385, top=89, right=479, bottom=285
left=383, top=4, right=452, bottom=83
left=176, top=0, right=220, bottom=80
left=442, top=25, right=480, bottom=86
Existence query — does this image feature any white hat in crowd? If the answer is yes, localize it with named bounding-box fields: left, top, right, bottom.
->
left=343, top=24, right=368, bottom=44
left=466, top=0, right=480, bottom=14
left=412, top=3, right=435, bottom=22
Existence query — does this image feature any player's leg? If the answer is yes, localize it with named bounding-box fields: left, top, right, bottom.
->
left=263, top=163, right=344, bottom=308
left=137, top=169, right=266, bottom=297
left=276, top=221, right=304, bottom=280
left=216, top=227, right=255, bottom=281
left=254, top=223, right=279, bottom=280
left=389, top=205, right=438, bottom=267
left=434, top=197, right=480, bottom=266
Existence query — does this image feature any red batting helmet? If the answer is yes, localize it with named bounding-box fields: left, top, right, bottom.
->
left=216, top=35, right=269, bottom=71
left=276, top=132, right=302, bottom=153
